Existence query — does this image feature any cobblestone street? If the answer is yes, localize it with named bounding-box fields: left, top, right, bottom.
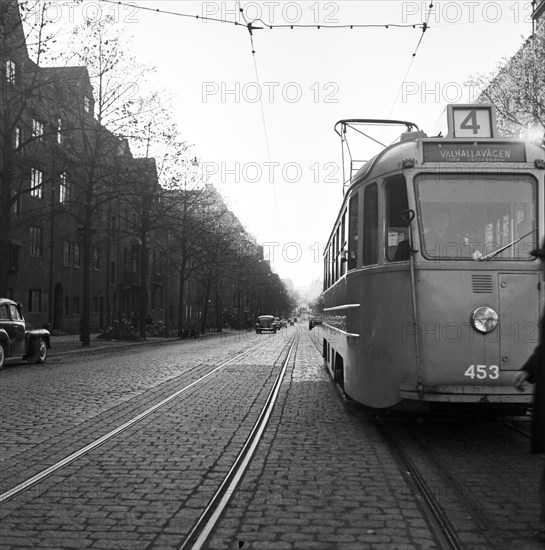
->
left=0, top=326, right=543, bottom=549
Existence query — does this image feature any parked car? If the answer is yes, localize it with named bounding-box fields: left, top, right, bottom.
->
left=256, top=315, right=277, bottom=334
left=0, top=298, right=51, bottom=369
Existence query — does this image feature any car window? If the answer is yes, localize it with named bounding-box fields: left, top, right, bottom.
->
left=9, top=305, right=23, bottom=320
left=0, top=305, right=9, bottom=320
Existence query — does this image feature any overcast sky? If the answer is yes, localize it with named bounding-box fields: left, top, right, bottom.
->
left=40, top=0, right=535, bottom=288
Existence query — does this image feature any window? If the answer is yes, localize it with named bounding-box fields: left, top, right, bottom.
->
left=32, top=118, right=44, bottom=139
left=14, top=126, right=21, bottom=149
left=30, top=226, right=43, bottom=256
left=29, top=290, right=42, bottom=313
left=73, top=297, right=80, bottom=314
left=385, top=175, right=410, bottom=262
left=363, top=184, right=378, bottom=266
left=93, top=297, right=99, bottom=314
left=0, top=304, right=9, bottom=320
left=348, top=193, right=359, bottom=270
left=5, top=59, right=16, bottom=84
left=93, top=246, right=100, bottom=270
left=59, top=173, right=68, bottom=203
left=8, top=245, right=20, bottom=272
left=339, top=211, right=347, bottom=277
left=73, top=243, right=81, bottom=267
left=63, top=241, right=71, bottom=266
left=10, top=188, right=21, bottom=216
left=30, top=168, right=43, bottom=199
left=9, top=304, right=22, bottom=320
left=57, top=117, right=62, bottom=145
left=416, top=174, right=537, bottom=260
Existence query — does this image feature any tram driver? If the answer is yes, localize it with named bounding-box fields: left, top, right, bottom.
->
left=394, top=206, right=465, bottom=261
left=422, top=208, right=462, bottom=257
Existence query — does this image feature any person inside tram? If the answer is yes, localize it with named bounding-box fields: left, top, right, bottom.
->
left=394, top=207, right=460, bottom=261
left=422, top=208, right=460, bottom=257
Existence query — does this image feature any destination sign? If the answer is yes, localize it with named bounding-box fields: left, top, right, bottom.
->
left=423, top=142, right=526, bottom=163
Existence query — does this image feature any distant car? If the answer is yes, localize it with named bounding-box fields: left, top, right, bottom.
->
left=256, top=315, right=277, bottom=334
left=0, top=298, right=51, bottom=369
left=289, top=318, right=294, bottom=326
left=273, top=317, right=282, bottom=330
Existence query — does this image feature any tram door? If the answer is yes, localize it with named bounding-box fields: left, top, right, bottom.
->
left=498, top=272, right=541, bottom=371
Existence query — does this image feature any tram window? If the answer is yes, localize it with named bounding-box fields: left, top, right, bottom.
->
left=416, top=174, right=537, bottom=260
left=334, top=227, right=339, bottom=281
left=363, top=183, right=378, bottom=266
left=348, top=193, right=359, bottom=270
left=340, top=210, right=347, bottom=276
left=385, top=175, right=409, bottom=262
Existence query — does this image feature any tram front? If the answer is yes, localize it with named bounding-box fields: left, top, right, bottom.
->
left=399, top=105, right=544, bottom=410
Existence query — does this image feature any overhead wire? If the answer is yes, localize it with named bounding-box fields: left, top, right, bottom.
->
left=236, top=1, right=282, bottom=246
left=384, top=1, right=434, bottom=144
left=98, top=0, right=427, bottom=32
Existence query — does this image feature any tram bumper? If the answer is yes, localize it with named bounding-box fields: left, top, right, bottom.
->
left=398, top=383, right=533, bottom=403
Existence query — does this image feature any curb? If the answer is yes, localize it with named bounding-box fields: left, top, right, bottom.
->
left=48, top=330, right=240, bottom=357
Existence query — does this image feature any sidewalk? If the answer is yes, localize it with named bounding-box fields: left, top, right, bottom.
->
left=48, top=329, right=242, bottom=355
left=48, top=333, right=176, bottom=355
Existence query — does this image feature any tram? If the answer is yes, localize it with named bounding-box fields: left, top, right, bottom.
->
left=322, top=104, right=544, bottom=412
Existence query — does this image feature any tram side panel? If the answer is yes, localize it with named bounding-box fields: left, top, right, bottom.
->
left=324, top=268, right=417, bottom=409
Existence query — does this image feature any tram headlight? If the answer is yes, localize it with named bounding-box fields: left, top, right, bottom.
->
left=470, top=306, right=499, bottom=334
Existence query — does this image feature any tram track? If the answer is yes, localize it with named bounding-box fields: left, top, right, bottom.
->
left=178, top=337, right=297, bottom=550
left=0, top=338, right=273, bottom=504
left=376, top=420, right=465, bottom=550
left=310, top=330, right=541, bottom=548
left=0, top=333, right=299, bottom=550
left=375, top=417, right=542, bottom=550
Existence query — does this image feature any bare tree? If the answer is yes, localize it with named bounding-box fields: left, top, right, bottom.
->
left=475, top=24, right=544, bottom=140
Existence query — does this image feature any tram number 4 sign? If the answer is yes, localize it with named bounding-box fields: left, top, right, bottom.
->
left=452, top=106, right=493, bottom=138
left=464, top=364, right=500, bottom=380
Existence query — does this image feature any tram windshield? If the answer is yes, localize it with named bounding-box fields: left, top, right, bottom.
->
left=415, top=174, right=537, bottom=261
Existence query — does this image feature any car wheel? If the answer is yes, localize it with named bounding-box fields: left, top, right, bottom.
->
left=0, top=342, right=5, bottom=369
left=36, top=338, right=47, bottom=364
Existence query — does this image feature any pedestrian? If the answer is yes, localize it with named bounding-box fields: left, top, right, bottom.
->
left=514, top=236, right=545, bottom=542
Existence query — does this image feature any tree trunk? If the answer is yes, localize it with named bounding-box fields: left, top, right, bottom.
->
left=139, top=227, right=148, bottom=339
left=200, top=270, right=213, bottom=335
left=81, top=205, right=92, bottom=347
left=177, top=265, right=185, bottom=337
left=215, top=287, right=222, bottom=332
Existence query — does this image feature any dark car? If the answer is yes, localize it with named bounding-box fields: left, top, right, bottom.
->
left=0, top=298, right=51, bottom=369
left=256, top=315, right=277, bottom=334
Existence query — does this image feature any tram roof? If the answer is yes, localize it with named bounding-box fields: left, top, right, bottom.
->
left=346, top=135, right=545, bottom=194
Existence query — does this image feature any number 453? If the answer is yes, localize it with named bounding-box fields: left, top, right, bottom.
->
left=464, top=364, right=500, bottom=380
